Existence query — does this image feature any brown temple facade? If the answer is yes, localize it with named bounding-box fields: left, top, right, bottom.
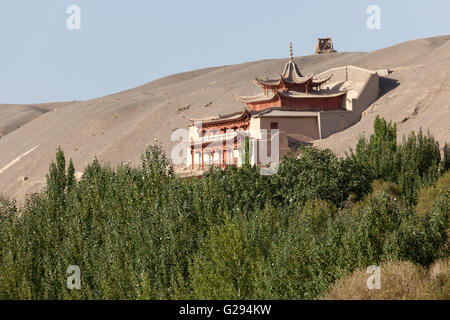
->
left=188, top=110, right=251, bottom=170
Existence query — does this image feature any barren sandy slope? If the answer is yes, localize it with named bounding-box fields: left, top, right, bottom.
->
left=315, top=36, right=450, bottom=155
left=0, top=35, right=449, bottom=200
left=0, top=102, right=72, bottom=138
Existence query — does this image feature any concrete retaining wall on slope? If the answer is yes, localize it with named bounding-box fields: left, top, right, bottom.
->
left=317, top=66, right=379, bottom=139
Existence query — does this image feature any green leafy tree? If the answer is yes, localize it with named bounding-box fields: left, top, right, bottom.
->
left=189, top=217, right=268, bottom=299
left=441, top=143, right=450, bottom=173
left=66, top=159, right=76, bottom=191
left=351, top=116, right=399, bottom=182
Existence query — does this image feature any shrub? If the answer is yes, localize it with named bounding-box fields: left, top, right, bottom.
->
left=321, top=258, right=450, bottom=300
left=416, top=171, right=450, bottom=218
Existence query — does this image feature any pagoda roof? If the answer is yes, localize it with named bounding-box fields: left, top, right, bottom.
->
left=254, top=73, right=314, bottom=87
left=187, top=111, right=244, bottom=122
left=236, top=92, right=278, bottom=104
left=280, top=90, right=346, bottom=99
left=252, top=43, right=334, bottom=89
left=252, top=108, right=320, bottom=118
left=311, top=73, right=333, bottom=86
left=236, top=90, right=346, bottom=104
left=186, top=109, right=251, bottom=127
left=253, top=42, right=314, bottom=87
left=281, top=57, right=305, bottom=82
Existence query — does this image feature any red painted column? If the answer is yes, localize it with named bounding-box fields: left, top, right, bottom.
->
left=201, top=147, right=204, bottom=171
left=222, top=144, right=226, bottom=168
left=191, top=146, right=194, bottom=170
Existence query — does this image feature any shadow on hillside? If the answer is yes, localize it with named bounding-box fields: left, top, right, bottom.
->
left=379, top=76, right=400, bottom=98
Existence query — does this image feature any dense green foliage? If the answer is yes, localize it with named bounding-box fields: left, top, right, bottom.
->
left=350, top=116, right=442, bottom=205
left=0, top=117, right=448, bottom=299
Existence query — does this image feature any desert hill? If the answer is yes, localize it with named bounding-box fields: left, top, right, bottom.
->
left=0, top=102, right=72, bottom=138
left=0, top=35, right=449, bottom=200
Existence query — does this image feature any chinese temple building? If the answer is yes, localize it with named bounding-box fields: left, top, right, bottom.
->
left=237, top=43, right=341, bottom=112
left=182, top=43, right=380, bottom=173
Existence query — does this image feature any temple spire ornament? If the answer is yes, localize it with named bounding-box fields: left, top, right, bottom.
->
left=289, top=42, right=293, bottom=61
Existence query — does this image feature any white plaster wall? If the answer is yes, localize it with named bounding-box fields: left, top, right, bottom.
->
left=249, top=117, right=261, bottom=138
